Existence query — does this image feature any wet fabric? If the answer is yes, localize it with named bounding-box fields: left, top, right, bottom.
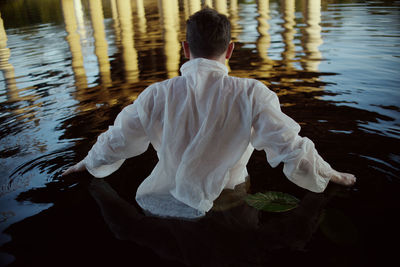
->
left=83, top=58, right=334, bottom=219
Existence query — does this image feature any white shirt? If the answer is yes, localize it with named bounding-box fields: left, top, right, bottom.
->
left=83, top=58, right=334, bottom=219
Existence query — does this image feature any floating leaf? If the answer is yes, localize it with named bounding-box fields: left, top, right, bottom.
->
left=245, top=191, right=299, bottom=212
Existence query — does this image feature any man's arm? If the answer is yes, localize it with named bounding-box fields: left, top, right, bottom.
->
left=250, top=84, right=355, bottom=192
left=62, top=101, right=150, bottom=178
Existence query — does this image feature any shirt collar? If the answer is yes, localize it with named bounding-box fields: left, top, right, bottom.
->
left=180, top=58, right=229, bottom=76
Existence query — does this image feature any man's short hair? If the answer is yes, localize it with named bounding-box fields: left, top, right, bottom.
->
left=186, top=8, right=231, bottom=58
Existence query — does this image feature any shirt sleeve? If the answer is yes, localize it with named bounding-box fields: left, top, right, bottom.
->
left=83, top=102, right=150, bottom=178
left=250, top=84, right=334, bottom=192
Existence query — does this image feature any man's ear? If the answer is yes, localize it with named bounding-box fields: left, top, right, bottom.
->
left=225, top=42, right=235, bottom=59
left=182, top=41, right=190, bottom=59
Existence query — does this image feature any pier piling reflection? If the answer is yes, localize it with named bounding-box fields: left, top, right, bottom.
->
left=281, top=0, right=296, bottom=69
left=256, top=0, right=272, bottom=73
left=89, top=0, right=112, bottom=87
left=158, top=0, right=180, bottom=78
left=0, top=12, right=18, bottom=101
left=301, top=0, right=323, bottom=72
left=116, top=0, right=139, bottom=83
left=61, top=0, right=88, bottom=91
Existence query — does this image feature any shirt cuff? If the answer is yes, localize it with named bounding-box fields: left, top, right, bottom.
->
left=83, top=156, right=125, bottom=178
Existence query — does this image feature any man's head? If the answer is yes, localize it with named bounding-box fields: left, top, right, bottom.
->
left=184, top=8, right=233, bottom=61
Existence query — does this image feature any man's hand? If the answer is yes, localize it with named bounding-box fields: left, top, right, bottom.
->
left=330, top=170, right=356, bottom=186
left=62, top=160, right=86, bottom=176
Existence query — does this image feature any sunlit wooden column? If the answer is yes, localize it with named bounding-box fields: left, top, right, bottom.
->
left=110, top=0, right=121, bottom=45
left=214, top=0, right=227, bottom=15
left=229, top=0, right=239, bottom=41
left=189, top=0, right=201, bottom=14
left=213, top=0, right=230, bottom=70
left=301, top=0, right=322, bottom=72
left=184, top=0, right=190, bottom=20
left=0, top=12, right=18, bottom=101
left=140, top=0, right=158, bottom=63
left=89, top=0, right=112, bottom=87
left=133, top=0, right=147, bottom=35
left=73, top=0, right=87, bottom=40
left=184, top=0, right=201, bottom=18
left=256, top=0, right=272, bottom=72
left=61, top=0, right=87, bottom=90
left=230, top=0, right=238, bottom=14
left=0, top=14, right=36, bottom=122
left=281, top=0, right=296, bottom=68
left=116, top=0, right=139, bottom=83
left=204, top=0, right=213, bottom=8
left=131, top=0, right=147, bottom=72
left=158, top=0, right=180, bottom=78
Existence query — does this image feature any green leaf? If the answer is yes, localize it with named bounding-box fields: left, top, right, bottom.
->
left=245, top=191, right=300, bottom=212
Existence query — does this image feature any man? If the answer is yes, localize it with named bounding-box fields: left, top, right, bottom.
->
left=63, top=8, right=356, bottom=220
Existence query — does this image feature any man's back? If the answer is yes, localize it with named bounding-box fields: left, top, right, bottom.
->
left=135, top=58, right=259, bottom=219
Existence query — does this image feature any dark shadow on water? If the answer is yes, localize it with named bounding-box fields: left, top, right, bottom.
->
left=87, top=179, right=327, bottom=267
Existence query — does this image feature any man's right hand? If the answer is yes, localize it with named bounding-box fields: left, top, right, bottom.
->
left=330, top=170, right=356, bottom=186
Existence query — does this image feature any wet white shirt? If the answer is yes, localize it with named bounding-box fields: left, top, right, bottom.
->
left=83, top=58, right=334, bottom=219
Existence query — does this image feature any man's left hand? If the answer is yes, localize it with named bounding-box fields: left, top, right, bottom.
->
left=62, top=160, right=86, bottom=176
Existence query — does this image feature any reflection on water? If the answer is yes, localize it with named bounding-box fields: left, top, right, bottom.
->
left=89, top=0, right=112, bottom=87
left=184, top=0, right=201, bottom=20
left=115, top=0, right=138, bottom=83
left=0, top=14, right=17, bottom=101
left=214, top=0, right=228, bottom=15
left=0, top=0, right=400, bottom=266
left=281, top=0, right=296, bottom=67
left=62, top=0, right=88, bottom=90
left=301, top=0, right=323, bottom=72
left=159, top=0, right=180, bottom=78
left=88, top=179, right=329, bottom=266
left=256, top=0, right=272, bottom=73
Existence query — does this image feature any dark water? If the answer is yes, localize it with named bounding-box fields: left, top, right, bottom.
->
left=1, top=0, right=400, bottom=266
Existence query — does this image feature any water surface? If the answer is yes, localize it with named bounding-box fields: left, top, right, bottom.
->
left=1, top=0, right=400, bottom=266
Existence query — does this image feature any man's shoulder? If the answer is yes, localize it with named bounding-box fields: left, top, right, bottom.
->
left=140, top=77, right=176, bottom=94
left=225, top=75, right=271, bottom=96
left=147, top=76, right=184, bottom=90
left=137, top=76, right=185, bottom=100
left=227, top=75, right=266, bottom=87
